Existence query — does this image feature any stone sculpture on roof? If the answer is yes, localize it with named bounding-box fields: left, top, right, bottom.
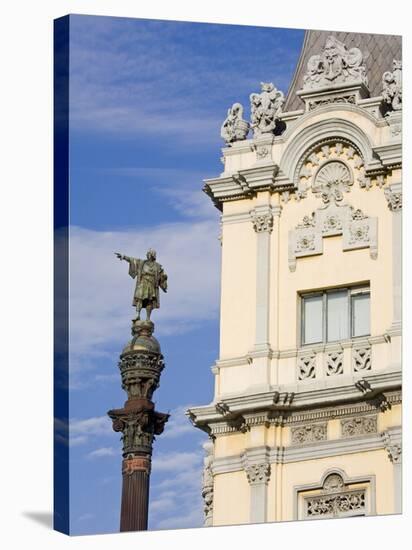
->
left=382, top=60, right=402, bottom=113
left=250, top=82, right=285, bottom=137
left=220, top=102, right=250, bottom=145
left=303, top=35, right=368, bottom=90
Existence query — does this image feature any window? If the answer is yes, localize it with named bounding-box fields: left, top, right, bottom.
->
left=301, top=286, right=370, bottom=345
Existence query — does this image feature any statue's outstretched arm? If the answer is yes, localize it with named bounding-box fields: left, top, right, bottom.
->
left=114, top=252, right=131, bottom=262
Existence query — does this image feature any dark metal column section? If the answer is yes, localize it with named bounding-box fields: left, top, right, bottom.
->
left=108, top=320, right=169, bottom=532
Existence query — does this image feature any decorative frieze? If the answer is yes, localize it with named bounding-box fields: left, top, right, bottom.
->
left=297, top=354, right=316, bottom=380
left=381, top=60, right=402, bottom=114
left=352, top=346, right=371, bottom=373
left=302, top=36, right=368, bottom=90
left=245, top=462, right=271, bottom=485
left=341, top=416, right=377, bottom=438
left=291, top=423, right=327, bottom=445
left=326, top=351, right=343, bottom=376
left=250, top=82, right=285, bottom=137
left=220, top=102, right=250, bottom=145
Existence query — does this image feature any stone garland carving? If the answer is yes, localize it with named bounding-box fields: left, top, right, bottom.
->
left=385, top=187, right=402, bottom=212
left=304, top=473, right=366, bottom=518
left=245, top=463, right=271, bottom=485
left=220, top=102, right=250, bottom=145
left=291, top=423, right=327, bottom=445
left=289, top=202, right=378, bottom=272
left=352, top=346, right=371, bottom=372
left=326, top=351, right=343, bottom=376
left=250, top=82, right=285, bottom=137
left=303, top=36, right=368, bottom=90
left=202, top=441, right=214, bottom=526
left=381, top=60, right=402, bottom=114
left=251, top=211, right=274, bottom=233
left=341, top=416, right=377, bottom=438
left=297, top=354, right=316, bottom=380
left=381, top=431, right=402, bottom=464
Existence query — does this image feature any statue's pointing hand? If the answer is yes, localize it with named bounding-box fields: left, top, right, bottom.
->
left=115, top=252, right=124, bottom=261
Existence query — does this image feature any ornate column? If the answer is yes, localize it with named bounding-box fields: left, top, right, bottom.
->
left=202, top=440, right=214, bottom=527
left=381, top=428, right=402, bottom=513
left=108, top=320, right=169, bottom=531
left=251, top=205, right=274, bottom=353
left=245, top=462, right=271, bottom=523
left=385, top=183, right=402, bottom=333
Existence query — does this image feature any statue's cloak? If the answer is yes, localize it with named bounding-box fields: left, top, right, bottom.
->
left=128, top=258, right=167, bottom=308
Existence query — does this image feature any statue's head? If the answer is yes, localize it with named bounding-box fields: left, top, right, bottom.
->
left=146, top=248, right=157, bottom=261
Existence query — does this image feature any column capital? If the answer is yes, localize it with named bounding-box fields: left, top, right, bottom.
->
left=245, top=462, right=271, bottom=485
left=385, top=184, right=402, bottom=212
left=381, top=429, right=402, bottom=464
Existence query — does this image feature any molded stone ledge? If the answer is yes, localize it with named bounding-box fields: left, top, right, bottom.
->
left=296, top=82, right=370, bottom=112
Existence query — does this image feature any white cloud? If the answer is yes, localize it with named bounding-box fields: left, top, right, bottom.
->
left=152, top=450, right=202, bottom=472
left=162, top=405, right=197, bottom=439
left=70, top=416, right=112, bottom=437
left=87, top=447, right=117, bottom=459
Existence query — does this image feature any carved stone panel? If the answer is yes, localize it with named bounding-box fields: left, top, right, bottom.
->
left=326, top=351, right=343, bottom=376
left=289, top=204, right=378, bottom=271
left=245, top=463, right=271, bottom=485
left=341, top=416, right=377, bottom=438
left=304, top=473, right=366, bottom=519
left=352, top=346, right=371, bottom=372
left=291, top=423, right=327, bottom=445
left=302, top=36, right=368, bottom=90
left=297, top=354, right=316, bottom=380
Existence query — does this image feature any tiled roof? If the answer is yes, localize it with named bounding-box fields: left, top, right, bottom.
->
left=284, top=29, right=402, bottom=112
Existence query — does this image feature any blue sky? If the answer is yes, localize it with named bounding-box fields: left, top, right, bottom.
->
left=65, top=14, right=304, bottom=535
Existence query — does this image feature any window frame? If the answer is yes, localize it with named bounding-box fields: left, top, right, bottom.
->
left=300, top=285, right=370, bottom=346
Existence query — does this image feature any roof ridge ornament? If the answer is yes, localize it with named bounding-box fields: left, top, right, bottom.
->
left=303, top=35, right=368, bottom=90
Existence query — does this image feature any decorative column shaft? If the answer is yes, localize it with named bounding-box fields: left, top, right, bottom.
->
left=245, top=462, right=271, bottom=523
left=381, top=429, right=402, bottom=514
left=251, top=206, right=274, bottom=352
left=385, top=183, right=402, bottom=332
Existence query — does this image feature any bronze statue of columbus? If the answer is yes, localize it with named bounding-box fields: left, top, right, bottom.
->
left=115, top=248, right=168, bottom=321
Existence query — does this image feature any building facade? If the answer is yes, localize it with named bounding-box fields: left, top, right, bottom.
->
left=188, top=30, right=402, bottom=526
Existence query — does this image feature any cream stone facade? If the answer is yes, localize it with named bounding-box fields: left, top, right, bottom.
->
left=187, top=30, right=402, bottom=527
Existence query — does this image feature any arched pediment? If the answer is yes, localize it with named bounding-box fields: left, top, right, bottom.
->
left=278, top=113, right=379, bottom=189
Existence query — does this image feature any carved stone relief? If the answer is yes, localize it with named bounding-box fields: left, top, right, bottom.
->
left=289, top=203, right=378, bottom=272
left=326, top=351, right=343, bottom=376
left=381, top=60, right=402, bottom=114
left=245, top=462, right=271, bottom=485
left=385, top=186, right=402, bottom=211
left=352, top=346, right=371, bottom=372
left=251, top=211, right=274, bottom=233
left=381, top=431, right=402, bottom=464
left=297, top=354, right=316, bottom=380
left=250, top=82, right=285, bottom=137
left=304, top=473, right=366, bottom=519
left=291, top=423, right=327, bottom=445
left=220, top=102, right=250, bottom=145
left=202, top=441, right=214, bottom=526
left=341, top=416, right=377, bottom=438
left=303, top=36, right=368, bottom=90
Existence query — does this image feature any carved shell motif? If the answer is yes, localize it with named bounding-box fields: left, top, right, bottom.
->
left=314, top=161, right=352, bottom=203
